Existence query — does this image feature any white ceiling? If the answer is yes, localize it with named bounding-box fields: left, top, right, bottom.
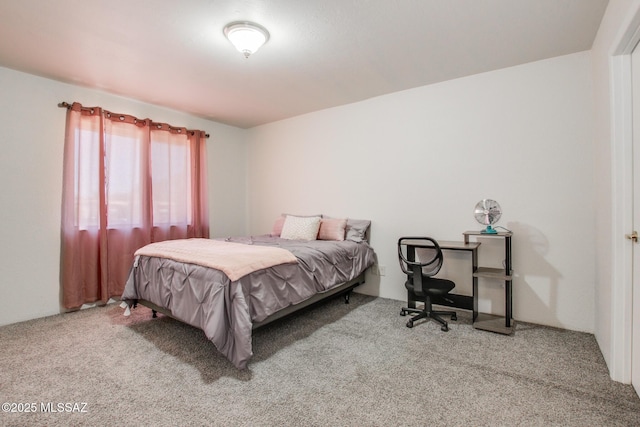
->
left=0, top=0, right=609, bottom=129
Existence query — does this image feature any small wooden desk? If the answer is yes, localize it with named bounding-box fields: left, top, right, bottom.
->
left=403, top=239, right=480, bottom=320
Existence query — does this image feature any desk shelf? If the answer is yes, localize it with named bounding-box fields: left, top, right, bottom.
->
left=464, top=231, right=515, bottom=335
left=473, top=267, right=512, bottom=281
left=473, top=313, right=515, bottom=335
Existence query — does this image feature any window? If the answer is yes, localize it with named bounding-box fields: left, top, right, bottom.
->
left=151, top=131, right=192, bottom=226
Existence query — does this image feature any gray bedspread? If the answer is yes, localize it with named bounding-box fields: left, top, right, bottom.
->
left=121, top=236, right=375, bottom=369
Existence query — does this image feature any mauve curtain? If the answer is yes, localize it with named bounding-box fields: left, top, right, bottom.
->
left=61, top=103, right=209, bottom=310
left=149, top=123, right=209, bottom=241
left=101, top=112, right=153, bottom=302
left=61, top=104, right=105, bottom=308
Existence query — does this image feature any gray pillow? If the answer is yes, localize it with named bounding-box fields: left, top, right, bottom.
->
left=345, top=219, right=371, bottom=243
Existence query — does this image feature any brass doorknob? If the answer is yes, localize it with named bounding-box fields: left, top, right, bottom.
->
left=625, top=231, right=638, bottom=242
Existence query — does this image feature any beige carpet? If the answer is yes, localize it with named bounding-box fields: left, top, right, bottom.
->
left=0, top=294, right=639, bottom=426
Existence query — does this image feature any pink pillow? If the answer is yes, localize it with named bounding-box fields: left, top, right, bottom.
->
left=271, top=216, right=286, bottom=236
left=318, top=218, right=347, bottom=241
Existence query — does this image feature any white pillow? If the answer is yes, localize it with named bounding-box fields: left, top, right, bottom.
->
left=271, top=213, right=322, bottom=236
left=280, top=215, right=321, bottom=240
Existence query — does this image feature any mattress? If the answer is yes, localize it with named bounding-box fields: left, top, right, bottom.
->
left=122, top=235, right=376, bottom=368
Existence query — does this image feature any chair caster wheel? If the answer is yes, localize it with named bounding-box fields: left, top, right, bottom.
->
left=400, top=309, right=406, bottom=316
left=451, top=314, right=457, bottom=321
left=406, top=320, right=414, bottom=328
left=441, top=325, right=449, bottom=332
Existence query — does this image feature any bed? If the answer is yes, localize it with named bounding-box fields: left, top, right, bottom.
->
left=121, top=216, right=375, bottom=369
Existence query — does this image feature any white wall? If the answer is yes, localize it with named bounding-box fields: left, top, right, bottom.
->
left=247, top=51, right=596, bottom=332
left=0, top=66, right=247, bottom=327
left=0, top=41, right=602, bottom=337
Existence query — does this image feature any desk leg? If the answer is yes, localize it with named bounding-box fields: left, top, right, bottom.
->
left=505, top=280, right=512, bottom=327
left=406, top=247, right=418, bottom=310
left=473, top=278, right=478, bottom=322
left=472, top=248, right=478, bottom=322
left=504, top=236, right=512, bottom=328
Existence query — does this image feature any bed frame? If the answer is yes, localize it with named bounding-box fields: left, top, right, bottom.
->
left=132, top=271, right=366, bottom=330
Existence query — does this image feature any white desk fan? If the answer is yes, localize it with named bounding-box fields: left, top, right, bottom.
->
left=474, top=199, right=502, bottom=234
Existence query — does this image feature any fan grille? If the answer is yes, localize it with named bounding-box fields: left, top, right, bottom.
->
left=474, top=199, right=501, bottom=233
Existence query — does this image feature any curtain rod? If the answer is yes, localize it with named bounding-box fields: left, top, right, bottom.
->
left=58, top=101, right=210, bottom=138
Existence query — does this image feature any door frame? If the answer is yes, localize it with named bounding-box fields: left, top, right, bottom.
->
left=611, top=5, right=640, bottom=383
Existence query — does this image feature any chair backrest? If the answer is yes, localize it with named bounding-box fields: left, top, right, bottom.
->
left=397, top=237, right=444, bottom=277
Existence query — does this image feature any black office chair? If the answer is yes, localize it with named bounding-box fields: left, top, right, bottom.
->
left=398, top=237, right=457, bottom=331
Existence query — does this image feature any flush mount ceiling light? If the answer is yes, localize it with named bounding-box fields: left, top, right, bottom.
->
left=223, top=21, right=269, bottom=58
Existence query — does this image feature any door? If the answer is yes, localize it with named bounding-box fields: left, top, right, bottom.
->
left=630, top=42, right=640, bottom=397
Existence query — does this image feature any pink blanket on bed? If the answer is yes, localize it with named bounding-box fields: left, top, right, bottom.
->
left=134, top=238, right=298, bottom=281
